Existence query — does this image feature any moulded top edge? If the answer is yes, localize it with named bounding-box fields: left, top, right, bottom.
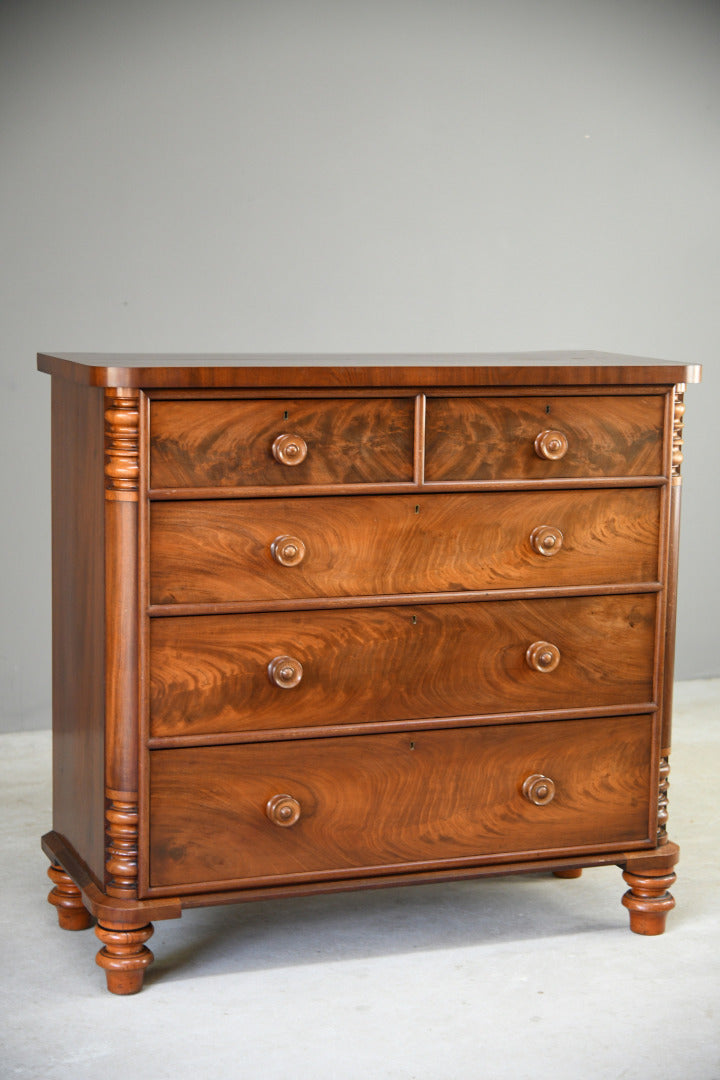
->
left=36, top=351, right=702, bottom=389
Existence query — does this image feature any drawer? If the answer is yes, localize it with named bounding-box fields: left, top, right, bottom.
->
left=149, top=397, right=415, bottom=489
left=148, top=715, right=655, bottom=889
left=424, top=395, right=665, bottom=480
left=149, top=488, right=661, bottom=605
left=149, top=594, right=656, bottom=737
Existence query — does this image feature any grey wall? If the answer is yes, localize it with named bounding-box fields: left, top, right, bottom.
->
left=1, top=0, right=718, bottom=732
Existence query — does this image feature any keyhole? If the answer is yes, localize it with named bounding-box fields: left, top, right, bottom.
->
left=545, top=404, right=551, bottom=414
left=283, top=410, right=289, bottom=420
left=410, top=741, right=415, bottom=750
left=415, top=505, right=420, bottom=514
left=411, top=615, right=417, bottom=624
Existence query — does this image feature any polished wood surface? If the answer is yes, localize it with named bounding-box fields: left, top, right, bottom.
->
left=425, top=395, right=665, bottom=480
left=50, top=379, right=106, bottom=885
left=149, top=488, right=661, bottom=606
left=149, top=594, right=655, bottom=737
left=37, top=350, right=701, bottom=388
left=150, top=397, right=415, bottom=488
left=39, top=352, right=698, bottom=992
left=148, top=715, right=654, bottom=890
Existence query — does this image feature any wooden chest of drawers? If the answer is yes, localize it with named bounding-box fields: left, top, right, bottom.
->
left=38, top=351, right=700, bottom=994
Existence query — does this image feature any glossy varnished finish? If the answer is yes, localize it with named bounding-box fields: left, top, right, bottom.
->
left=150, top=397, right=415, bottom=488
left=148, top=594, right=656, bottom=738
left=148, top=716, right=655, bottom=891
left=424, top=395, right=665, bottom=480
left=149, top=488, right=661, bottom=606
left=50, top=379, right=106, bottom=885
left=39, top=352, right=700, bottom=992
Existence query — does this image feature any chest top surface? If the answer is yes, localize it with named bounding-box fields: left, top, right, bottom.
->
left=37, top=350, right=701, bottom=389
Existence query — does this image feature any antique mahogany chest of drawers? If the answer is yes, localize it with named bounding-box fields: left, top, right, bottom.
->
left=38, top=351, right=700, bottom=993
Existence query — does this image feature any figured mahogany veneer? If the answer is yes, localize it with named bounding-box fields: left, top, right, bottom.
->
left=149, top=488, right=661, bottom=606
left=148, top=594, right=656, bottom=738
left=39, top=351, right=700, bottom=993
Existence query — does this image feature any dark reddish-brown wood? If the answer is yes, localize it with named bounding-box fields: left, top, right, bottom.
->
left=149, top=397, right=415, bottom=489
left=50, top=379, right=106, bottom=885
left=425, top=395, right=665, bottom=480
left=39, top=352, right=700, bottom=993
left=148, top=594, right=656, bottom=737
left=149, top=488, right=661, bottom=606
left=149, top=716, right=654, bottom=890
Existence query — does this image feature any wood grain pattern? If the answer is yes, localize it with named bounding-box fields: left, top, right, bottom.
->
left=149, top=488, right=661, bottom=606
left=37, top=350, right=702, bottom=389
left=50, top=377, right=106, bottom=885
left=424, top=395, right=666, bottom=480
left=149, top=397, right=414, bottom=488
left=149, top=594, right=656, bottom=737
left=148, top=715, right=654, bottom=889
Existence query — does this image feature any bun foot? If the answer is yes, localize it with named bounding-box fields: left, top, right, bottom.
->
left=47, top=864, right=93, bottom=930
left=622, top=869, right=676, bottom=935
left=95, top=921, right=154, bottom=994
left=553, top=868, right=583, bottom=879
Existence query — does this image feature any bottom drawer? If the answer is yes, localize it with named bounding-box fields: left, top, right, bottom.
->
left=148, top=715, right=655, bottom=892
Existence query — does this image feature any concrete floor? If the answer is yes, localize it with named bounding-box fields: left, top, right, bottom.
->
left=1, top=680, right=718, bottom=1080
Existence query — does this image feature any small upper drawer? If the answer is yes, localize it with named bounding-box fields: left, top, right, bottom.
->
left=149, top=397, right=415, bottom=489
left=424, top=395, right=665, bottom=481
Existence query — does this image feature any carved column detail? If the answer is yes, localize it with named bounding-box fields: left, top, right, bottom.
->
left=104, top=388, right=140, bottom=500
left=104, top=386, right=141, bottom=898
left=671, top=386, right=685, bottom=483
left=657, top=756, right=670, bottom=844
left=105, top=794, right=139, bottom=897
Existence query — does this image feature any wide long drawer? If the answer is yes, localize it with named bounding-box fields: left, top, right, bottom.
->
left=424, top=394, right=666, bottom=480
left=149, top=594, right=656, bottom=737
left=149, top=488, right=661, bottom=605
left=148, top=715, right=655, bottom=890
left=149, top=397, right=415, bottom=489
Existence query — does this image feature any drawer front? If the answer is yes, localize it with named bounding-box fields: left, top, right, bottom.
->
left=424, top=395, right=665, bottom=480
left=149, top=397, right=415, bottom=488
left=149, top=488, right=661, bottom=605
left=148, top=715, right=654, bottom=889
left=149, top=594, right=656, bottom=737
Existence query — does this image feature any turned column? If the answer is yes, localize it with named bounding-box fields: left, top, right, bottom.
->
left=101, top=388, right=154, bottom=992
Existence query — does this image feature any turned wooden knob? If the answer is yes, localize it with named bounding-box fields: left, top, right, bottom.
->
left=271, top=534, right=306, bottom=567
left=530, top=525, right=564, bottom=557
left=268, top=655, right=304, bottom=689
left=272, top=433, right=308, bottom=466
left=526, top=640, right=561, bottom=673
left=522, top=774, right=556, bottom=806
left=266, top=794, right=301, bottom=827
left=534, top=429, right=568, bottom=460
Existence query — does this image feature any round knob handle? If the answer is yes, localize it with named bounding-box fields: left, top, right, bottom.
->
left=526, top=641, right=561, bottom=673
left=272, top=433, right=308, bottom=466
left=530, top=525, right=564, bottom=557
left=268, top=655, right=304, bottom=689
left=271, top=534, right=306, bottom=567
left=534, top=429, right=568, bottom=461
left=266, top=794, right=301, bottom=827
left=522, top=774, right=556, bottom=806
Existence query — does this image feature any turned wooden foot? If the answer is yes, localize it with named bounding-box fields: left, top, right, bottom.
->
left=95, top=921, right=154, bottom=994
left=553, top=868, right=583, bottom=879
left=47, top=864, right=93, bottom=930
left=622, top=868, right=676, bottom=935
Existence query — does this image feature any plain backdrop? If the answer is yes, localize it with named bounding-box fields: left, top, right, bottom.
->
left=1, top=0, right=718, bottom=732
